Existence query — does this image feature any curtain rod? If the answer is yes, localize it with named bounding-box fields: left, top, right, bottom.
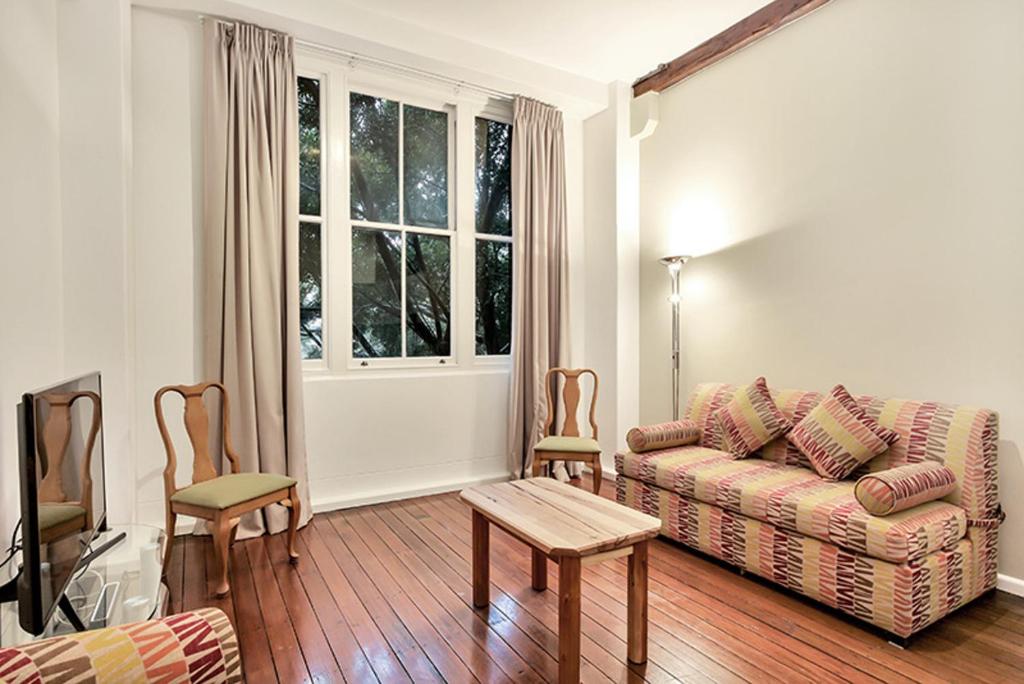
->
left=293, top=38, right=515, bottom=103
left=190, top=12, right=514, bottom=102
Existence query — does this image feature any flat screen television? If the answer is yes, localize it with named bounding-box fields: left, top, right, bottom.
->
left=15, top=372, right=108, bottom=635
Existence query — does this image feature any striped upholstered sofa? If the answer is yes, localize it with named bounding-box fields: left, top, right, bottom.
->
left=0, top=608, right=241, bottom=682
left=616, top=383, right=1003, bottom=641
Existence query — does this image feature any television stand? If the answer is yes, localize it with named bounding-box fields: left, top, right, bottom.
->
left=56, top=595, right=86, bottom=632
left=0, top=525, right=166, bottom=647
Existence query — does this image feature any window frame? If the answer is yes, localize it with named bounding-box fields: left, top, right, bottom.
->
left=347, top=80, right=456, bottom=368
left=472, top=111, right=514, bottom=362
left=297, top=67, right=329, bottom=371
left=298, top=52, right=513, bottom=376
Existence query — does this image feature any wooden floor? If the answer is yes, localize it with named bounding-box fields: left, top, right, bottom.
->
left=166, top=475, right=1024, bottom=683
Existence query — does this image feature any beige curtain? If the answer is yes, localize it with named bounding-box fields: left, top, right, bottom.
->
left=507, top=97, right=575, bottom=481
left=202, top=19, right=311, bottom=538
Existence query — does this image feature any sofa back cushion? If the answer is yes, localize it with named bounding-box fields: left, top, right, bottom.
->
left=684, top=383, right=999, bottom=518
left=853, top=396, right=999, bottom=519
left=684, top=383, right=821, bottom=467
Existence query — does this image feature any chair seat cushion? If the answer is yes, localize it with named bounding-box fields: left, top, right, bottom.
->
left=171, top=472, right=296, bottom=510
left=535, top=436, right=601, bottom=453
left=38, top=503, right=86, bottom=530
left=616, top=446, right=966, bottom=563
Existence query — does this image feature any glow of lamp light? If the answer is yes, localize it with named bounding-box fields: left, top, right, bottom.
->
left=668, top=192, right=730, bottom=258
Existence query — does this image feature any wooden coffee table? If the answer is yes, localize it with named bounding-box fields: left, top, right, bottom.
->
left=460, top=478, right=661, bottom=684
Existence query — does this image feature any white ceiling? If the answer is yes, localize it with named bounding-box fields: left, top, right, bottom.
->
left=335, top=0, right=771, bottom=83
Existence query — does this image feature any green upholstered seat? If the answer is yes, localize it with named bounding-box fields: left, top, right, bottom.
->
left=534, top=436, right=601, bottom=453
left=171, top=472, right=296, bottom=510
left=37, top=503, right=86, bottom=531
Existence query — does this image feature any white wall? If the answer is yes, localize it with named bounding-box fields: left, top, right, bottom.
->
left=131, top=8, right=204, bottom=527
left=57, top=0, right=136, bottom=526
left=0, top=0, right=65, bottom=541
left=582, top=82, right=640, bottom=473
left=128, top=8, right=594, bottom=525
left=637, top=0, right=1024, bottom=583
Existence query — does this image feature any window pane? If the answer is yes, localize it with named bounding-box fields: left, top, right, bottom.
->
left=475, top=240, right=512, bottom=355
left=298, top=77, right=321, bottom=216
left=352, top=228, right=402, bottom=357
left=406, top=233, right=451, bottom=356
left=475, top=118, right=512, bottom=236
left=350, top=93, right=399, bottom=224
left=299, top=222, right=323, bottom=359
left=404, top=105, right=449, bottom=229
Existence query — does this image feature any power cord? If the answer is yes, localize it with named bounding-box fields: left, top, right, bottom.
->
left=0, top=520, right=22, bottom=573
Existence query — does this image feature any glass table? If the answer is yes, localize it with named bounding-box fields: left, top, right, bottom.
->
left=0, top=524, right=167, bottom=647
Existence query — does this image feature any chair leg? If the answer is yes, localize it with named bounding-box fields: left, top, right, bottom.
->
left=532, top=455, right=544, bottom=478
left=228, top=518, right=239, bottom=548
left=287, top=486, right=300, bottom=564
left=162, top=506, right=177, bottom=576
left=591, top=458, right=602, bottom=495
left=212, top=514, right=231, bottom=598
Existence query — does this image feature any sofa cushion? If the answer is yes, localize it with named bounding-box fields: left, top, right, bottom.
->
left=687, top=382, right=999, bottom=520
left=855, top=461, right=958, bottom=516
left=712, top=377, right=793, bottom=458
left=616, top=446, right=966, bottom=563
left=788, top=384, right=899, bottom=481
left=0, top=608, right=241, bottom=682
left=685, top=382, right=822, bottom=467
left=626, top=420, right=700, bottom=453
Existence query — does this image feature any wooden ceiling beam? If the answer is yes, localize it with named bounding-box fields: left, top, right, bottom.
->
left=632, top=0, right=832, bottom=97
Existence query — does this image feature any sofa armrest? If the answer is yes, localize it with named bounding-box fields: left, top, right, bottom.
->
left=0, top=607, right=241, bottom=683
left=966, top=504, right=1006, bottom=529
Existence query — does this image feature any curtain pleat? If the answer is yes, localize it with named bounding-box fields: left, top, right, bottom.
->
left=203, top=20, right=311, bottom=538
left=507, top=97, right=576, bottom=481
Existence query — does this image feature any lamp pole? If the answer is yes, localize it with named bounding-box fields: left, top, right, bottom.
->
left=659, top=255, right=691, bottom=420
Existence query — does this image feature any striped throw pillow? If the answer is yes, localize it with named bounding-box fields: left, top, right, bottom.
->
left=712, top=377, right=793, bottom=458
left=626, top=420, right=700, bottom=453
left=855, top=461, right=957, bottom=515
left=789, top=384, right=899, bottom=480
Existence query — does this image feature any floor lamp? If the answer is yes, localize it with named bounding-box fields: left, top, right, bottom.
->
left=659, top=255, right=691, bottom=420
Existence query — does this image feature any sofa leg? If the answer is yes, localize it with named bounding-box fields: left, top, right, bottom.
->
left=887, top=635, right=910, bottom=650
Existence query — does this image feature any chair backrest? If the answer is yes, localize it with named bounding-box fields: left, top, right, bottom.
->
left=154, top=382, right=240, bottom=499
left=35, top=390, right=101, bottom=526
left=543, top=368, right=599, bottom=439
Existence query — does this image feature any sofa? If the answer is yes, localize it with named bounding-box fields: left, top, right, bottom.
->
left=0, top=608, right=241, bottom=682
left=616, top=382, right=1003, bottom=640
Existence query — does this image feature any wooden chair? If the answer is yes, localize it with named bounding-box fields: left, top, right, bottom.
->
left=34, top=391, right=101, bottom=543
left=531, top=368, right=603, bottom=494
left=155, top=382, right=299, bottom=597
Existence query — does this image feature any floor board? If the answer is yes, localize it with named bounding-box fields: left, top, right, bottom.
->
left=164, top=475, right=1024, bottom=683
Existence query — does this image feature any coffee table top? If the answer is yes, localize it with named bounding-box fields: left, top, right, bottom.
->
left=460, top=478, right=661, bottom=558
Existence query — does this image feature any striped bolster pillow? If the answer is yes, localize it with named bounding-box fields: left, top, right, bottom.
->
left=626, top=420, right=701, bottom=453
left=854, top=461, right=957, bottom=516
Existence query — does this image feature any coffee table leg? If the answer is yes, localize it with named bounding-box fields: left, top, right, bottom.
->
left=531, top=547, right=547, bottom=590
left=472, top=510, right=489, bottom=608
left=558, top=556, right=581, bottom=684
left=627, top=541, right=648, bottom=664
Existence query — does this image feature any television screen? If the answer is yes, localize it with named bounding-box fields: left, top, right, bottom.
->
left=17, top=372, right=107, bottom=634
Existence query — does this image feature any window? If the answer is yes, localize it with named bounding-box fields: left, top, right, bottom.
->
left=349, top=93, right=452, bottom=359
left=296, top=60, right=512, bottom=369
left=474, top=118, right=513, bottom=355
left=298, top=76, right=324, bottom=360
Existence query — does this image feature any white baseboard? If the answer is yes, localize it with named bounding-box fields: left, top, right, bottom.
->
left=311, top=471, right=510, bottom=514
left=998, top=573, right=1024, bottom=597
